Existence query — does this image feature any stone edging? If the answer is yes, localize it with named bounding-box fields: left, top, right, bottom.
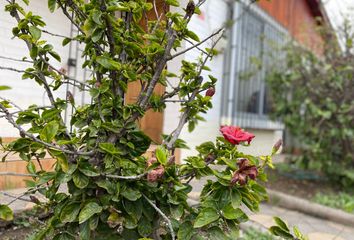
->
left=267, top=189, right=354, bottom=227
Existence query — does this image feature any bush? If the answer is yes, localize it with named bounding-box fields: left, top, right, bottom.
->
left=267, top=21, right=354, bottom=188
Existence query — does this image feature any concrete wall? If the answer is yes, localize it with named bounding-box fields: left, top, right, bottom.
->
left=0, top=1, right=71, bottom=137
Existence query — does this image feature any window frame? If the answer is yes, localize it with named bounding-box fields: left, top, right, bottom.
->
left=220, top=0, right=288, bottom=130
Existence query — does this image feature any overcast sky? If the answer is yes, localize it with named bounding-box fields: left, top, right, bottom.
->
left=324, top=0, right=354, bottom=29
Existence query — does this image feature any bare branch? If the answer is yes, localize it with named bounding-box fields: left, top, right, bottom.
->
left=0, top=172, right=36, bottom=177
left=169, top=27, right=224, bottom=60
left=165, top=32, right=225, bottom=150
left=0, top=65, right=89, bottom=89
left=0, top=191, right=34, bottom=203
left=143, top=194, right=175, bottom=240
left=0, top=55, right=33, bottom=63
left=42, top=29, right=71, bottom=39
left=105, top=172, right=147, bottom=180
left=0, top=103, right=94, bottom=156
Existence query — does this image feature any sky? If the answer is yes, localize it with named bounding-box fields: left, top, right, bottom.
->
left=324, top=0, right=354, bottom=29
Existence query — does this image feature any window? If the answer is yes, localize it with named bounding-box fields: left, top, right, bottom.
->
left=221, top=1, right=287, bottom=129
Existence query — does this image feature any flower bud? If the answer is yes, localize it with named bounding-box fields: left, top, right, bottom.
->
left=205, top=87, right=215, bottom=97
left=186, top=1, right=196, bottom=17
left=272, top=139, right=283, bottom=155
left=30, top=195, right=41, bottom=204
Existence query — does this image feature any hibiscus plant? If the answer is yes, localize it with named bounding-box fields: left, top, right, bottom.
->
left=0, top=0, right=305, bottom=239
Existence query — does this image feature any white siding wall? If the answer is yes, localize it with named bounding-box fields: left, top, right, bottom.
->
left=165, top=0, right=229, bottom=160
left=0, top=1, right=71, bottom=137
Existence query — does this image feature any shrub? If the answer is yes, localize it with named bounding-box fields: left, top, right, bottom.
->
left=267, top=21, right=354, bottom=188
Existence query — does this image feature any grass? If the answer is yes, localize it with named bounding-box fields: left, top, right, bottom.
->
left=242, top=227, right=275, bottom=240
left=313, top=192, right=354, bottom=214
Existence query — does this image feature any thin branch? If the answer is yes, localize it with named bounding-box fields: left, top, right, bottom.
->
left=153, top=0, right=159, bottom=20
left=0, top=172, right=36, bottom=177
left=164, top=99, right=187, bottom=103
left=0, top=103, right=94, bottom=156
left=0, top=55, right=33, bottom=63
left=142, top=194, right=175, bottom=240
left=0, top=96, right=23, bottom=111
left=0, top=65, right=89, bottom=89
left=105, top=172, right=147, bottom=180
left=169, top=27, right=224, bottom=60
left=0, top=191, right=33, bottom=203
left=165, top=32, right=225, bottom=150
left=182, top=37, right=209, bottom=55
left=42, top=29, right=71, bottom=39
left=6, top=186, right=44, bottom=206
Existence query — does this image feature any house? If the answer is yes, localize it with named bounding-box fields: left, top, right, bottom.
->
left=164, top=0, right=329, bottom=159
left=0, top=0, right=329, bottom=188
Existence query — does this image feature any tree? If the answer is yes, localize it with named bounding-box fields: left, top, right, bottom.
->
left=0, top=0, right=305, bottom=239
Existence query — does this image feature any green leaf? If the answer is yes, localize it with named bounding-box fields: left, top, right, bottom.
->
left=99, top=143, right=121, bottom=155
left=49, top=50, right=61, bottom=62
left=0, top=204, right=13, bottom=221
left=62, top=37, right=71, bottom=46
left=231, top=189, right=242, bottom=209
left=137, top=216, right=153, bottom=237
left=79, top=202, right=102, bottom=224
left=96, top=56, right=121, bottom=70
left=48, top=149, right=69, bottom=173
left=186, top=30, right=200, bottom=42
left=60, top=203, right=80, bottom=223
left=27, top=161, right=36, bottom=174
left=166, top=0, right=179, bottom=7
left=208, top=226, right=226, bottom=240
left=79, top=221, right=91, bottom=240
left=48, top=0, right=56, bottom=12
left=79, top=164, right=99, bottom=177
left=40, top=121, right=59, bottom=142
left=269, top=226, right=293, bottom=239
left=155, top=146, right=167, bottom=165
left=29, top=26, right=41, bottom=41
left=73, top=172, right=89, bottom=189
left=177, top=222, right=194, bottom=240
left=193, top=208, right=219, bottom=228
left=123, top=199, right=142, bottom=220
left=0, top=86, right=11, bottom=91
left=121, top=188, right=141, bottom=201
left=30, top=45, right=38, bottom=59
left=221, top=204, right=245, bottom=220
left=273, top=216, right=290, bottom=232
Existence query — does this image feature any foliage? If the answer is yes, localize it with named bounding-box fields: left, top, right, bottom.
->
left=267, top=21, right=354, bottom=188
left=242, top=227, right=275, bottom=240
left=313, top=192, right=354, bottom=214
left=269, top=217, right=307, bottom=240
left=0, top=0, right=301, bottom=239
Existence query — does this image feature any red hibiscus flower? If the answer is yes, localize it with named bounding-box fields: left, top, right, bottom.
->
left=220, top=126, right=255, bottom=145
left=231, top=158, right=258, bottom=186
